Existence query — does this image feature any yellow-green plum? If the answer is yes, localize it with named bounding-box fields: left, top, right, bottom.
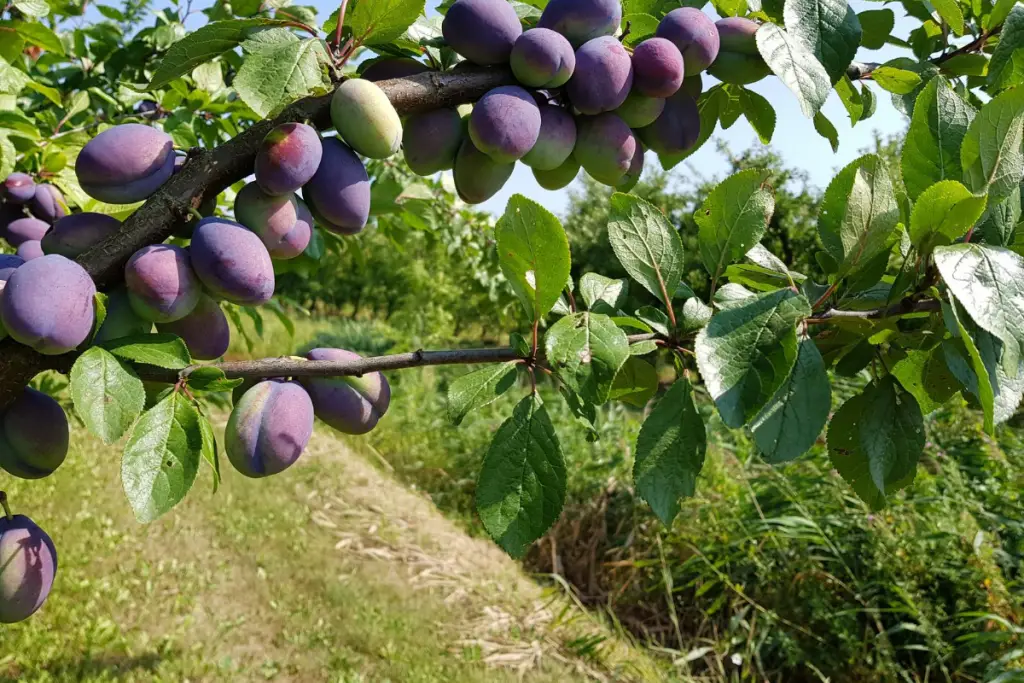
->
left=469, top=86, right=542, bottom=163
left=707, top=17, right=771, bottom=85
left=124, top=244, right=201, bottom=323
left=521, top=104, right=577, bottom=171
left=190, top=217, right=275, bottom=305
left=41, top=213, right=121, bottom=258
left=566, top=36, right=633, bottom=114
left=453, top=138, right=514, bottom=204
left=656, top=8, right=720, bottom=76
left=156, top=293, right=230, bottom=360
left=254, top=123, right=322, bottom=196
left=0, top=512, right=57, bottom=623
left=442, top=0, right=522, bottom=65
left=234, top=182, right=312, bottom=260
left=510, top=28, right=576, bottom=87
left=302, top=138, right=370, bottom=235
left=93, top=287, right=152, bottom=344
left=533, top=156, right=580, bottom=190
left=538, top=0, right=621, bottom=47
left=402, top=108, right=464, bottom=176
left=0, top=254, right=96, bottom=354
left=301, top=348, right=391, bottom=435
left=614, top=89, right=665, bottom=128
left=0, top=387, right=69, bottom=480
left=226, top=380, right=314, bottom=478
left=75, top=124, right=176, bottom=203
left=574, top=113, right=637, bottom=186
left=331, top=79, right=403, bottom=159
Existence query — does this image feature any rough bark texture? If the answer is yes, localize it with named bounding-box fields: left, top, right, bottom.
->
left=0, top=67, right=514, bottom=409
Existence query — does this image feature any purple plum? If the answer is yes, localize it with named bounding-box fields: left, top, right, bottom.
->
left=574, top=113, right=637, bottom=186
left=521, top=104, right=577, bottom=171
left=27, top=185, right=68, bottom=223
left=234, top=182, right=312, bottom=260
left=469, top=86, right=542, bottom=163
left=226, top=380, right=314, bottom=478
left=156, top=293, right=230, bottom=360
left=442, top=0, right=523, bottom=65
left=75, top=124, right=176, bottom=203
left=190, top=217, right=275, bottom=305
left=453, top=138, right=514, bottom=204
left=41, top=212, right=121, bottom=259
left=2, top=173, right=35, bottom=205
left=255, top=123, right=323, bottom=197
left=124, top=244, right=201, bottom=323
left=632, top=37, right=684, bottom=98
left=302, top=138, right=370, bottom=235
left=0, top=387, right=69, bottom=479
left=566, top=36, right=634, bottom=115
left=637, top=90, right=701, bottom=155
left=538, top=0, right=621, bottom=47
left=510, top=28, right=576, bottom=87
left=0, top=513, right=57, bottom=623
left=5, top=217, right=49, bottom=247
left=656, top=8, right=720, bottom=76
left=402, top=108, right=464, bottom=176
left=301, top=348, right=391, bottom=435
left=16, top=240, right=43, bottom=261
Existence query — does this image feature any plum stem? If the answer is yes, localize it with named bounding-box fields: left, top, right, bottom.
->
left=188, top=208, right=204, bottom=222
left=0, top=491, right=11, bottom=521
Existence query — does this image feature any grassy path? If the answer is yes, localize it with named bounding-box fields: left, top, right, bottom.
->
left=0, top=422, right=663, bottom=682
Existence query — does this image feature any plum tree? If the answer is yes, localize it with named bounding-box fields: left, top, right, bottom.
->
left=574, top=113, right=637, bottom=186
left=0, top=255, right=95, bottom=355
left=0, top=506, right=57, bottom=624
left=16, top=241, right=43, bottom=261
left=254, top=123, right=323, bottom=196
left=93, top=287, right=152, bottom=344
left=533, top=156, right=580, bottom=190
left=190, top=217, right=275, bottom=305
left=657, top=8, right=720, bottom=76
left=637, top=90, right=701, bottom=155
left=234, top=182, right=312, bottom=260
left=520, top=105, right=576, bottom=171
left=124, top=244, right=201, bottom=323
left=2, top=173, right=35, bottom=204
left=302, top=137, right=370, bottom=234
left=28, top=185, right=67, bottom=224
left=614, top=90, right=666, bottom=128
left=40, top=213, right=121, bottom=258
left=708, top=17, right=771, bottom=85
left=402, top=108, right=464, bottom=176
left=75, top=124, right=176, bottom=204
left=331, top=79, right=403, bottom=159
left=4, top=217, right=49, bottom=247
left=156, top=294, right=230, bottom=360
left=441, top=0, right=522, bottom=65
left=510, top=28, right=576, bottom=88
left=631, top=37, right=685, bottom=98
left=566, top=36, right=633, bottom=115
left=361, top=57, right=431, bottom=81
left=453, top=137, right=514, bottom=204
left=0, top=387, right=69, bottom=479
left=469, top=86, right=542, bottom=163
left=538, top=0, right=621, bottom=47
left=301, top=348, right=391, bottom=434
left=226, top=380, right=314, bottom=478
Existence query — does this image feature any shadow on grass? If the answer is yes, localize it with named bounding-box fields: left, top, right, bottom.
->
left=0, top=650, right=170, bottom=682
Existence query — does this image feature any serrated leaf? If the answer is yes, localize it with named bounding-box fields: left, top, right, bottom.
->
left=609, top=356, right=659, bottom=407
left=987, top=0, right=1017, bottom=31
left=858, top=9, right=894, bottom=49
left=695, top=288, right=811, bottom=428
left=121, top=392, right=203, bottom=523
left=235, top=29, right=332, bottom=117
left=70, top=347, right=145, bottom=445
left=476, top=394, right=565, bottom=558
left=818, top=154, right=900, bottom=278
left=579, top=273, right=628, bottom=313
left=901, top=77, right=975, bottom=201
left=608, top=193, right=685, bottom=307
left=680, top=297, right=713, bottom=333
left=756, top=22, right=831, bottom=117
left=338, top=0, right=426, bottom=46
left=911, top=182, right=988, bottom=252
left=544, top=312, right=630, bottom=405
left=977, top=187, right=1021, bottom=246
left=813, top=110, right=839, bottom=151
left=150, top=18, right=283, bottom=89
left=495, top=194, right=572, bottom=323
left=633, top=379, right=706, bottom=524
left=827, top=377, right=924, bottom=510
left=932, top=0, right=964, bottom=35
left=834, top=75, right=864, bottom=125
left=738, top=87, right=775, bottom=143
left=783, top=0, right=861, bottom=84
left=989, top=6, right=1024, bottom=92
left=103, top=333, right=193, bottom=370
left=872, top=65, right=922, bottom=94
left=697, top=169, right=775, bottom=286
left=2, top=21, right=63, bottom=54
left=891, top=345, right=959, bottom=413
left=749, top=338, right=830, bottom=463
left=13, top=0, right=48, bottom=18
left=446, top=361, right=519, bottom=426
left=960, top=86, right=1024, bottom=202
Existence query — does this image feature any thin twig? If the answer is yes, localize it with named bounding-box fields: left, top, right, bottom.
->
left=332, top=0, right=349, bottom=52
left=805, top=298, right=940, bottom=325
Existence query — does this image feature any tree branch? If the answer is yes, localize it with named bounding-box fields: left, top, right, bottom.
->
left=805, top=298, right=941, bottom=324
left=0, top=66, right=515, bottom=409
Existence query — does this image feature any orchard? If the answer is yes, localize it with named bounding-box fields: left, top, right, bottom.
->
left=0, top=0, right=1021, bottom=645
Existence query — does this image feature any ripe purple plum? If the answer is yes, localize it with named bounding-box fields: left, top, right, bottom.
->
left=93, top=287, right=152, bottom=343
left=521, top=105, right=577, bottom=171
left=0, top=387, right=69, bottom=479
left=361, top=57, right=431, bottom=81
left=538, top=0, right=621, bottom=47
left=2, top=173, right=35, bottom=204
left=632, top=37, right=684, bottom=98
left=656, top=8, right=720, bottom=76
left=5, top=217, right=49, bottom=247
left=469, top=86, right=542, bottom=163
left=0, top=254, right=96, bottom=355
left=510, top=28, right=576, bottom=88
left=402, top=108, right=464, bottom=176
left=331, top=79, right=403, bottom=160
left=0, top=254, right=23, bottom=281
left=708, top=17, right=771, bottom=85
left=226, top=380, right=314, bottom=478
left=41, top=213, right=121, bottom=259
left=16, top=241, right=43, bottom=261
left=616, top=140, right=645, bottom=192
left=453, top=138, right=514, bottom=204
left=566, top=36, right=633, bottom=115
left=637, top=90, right=701, bottom=155
left=533, top=156, right=580, bottom=190
left=234, top=182, right=312, bottom=260
left=0, top=512, right=57, bottom=624
left=124, top=244, right=200, bottom=323
left=614, top=90, right=665, bottom=128
left=254, top=123, right=323, bottom=197
left=302, top=138, right=370, bottom=235
left=442, top=0, right=523, bottom=65
left=190, top=217, right=275, bottom=305
left=157, top=294, right=230, bottom=360
left=301, top=348, right=391, bottom=434
left=28, top=185, right=68, bottom=223
left=574, top=113, right=637, bottom=186
left=76, top=124, right=175, bottom=203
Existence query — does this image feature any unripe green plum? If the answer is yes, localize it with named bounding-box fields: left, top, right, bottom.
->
left=574, top=113, right=637, bottom=186
left=226, top=380, right=314, bottom=478
left=301, top=348, right=391, bottom=435
left=614, top=90, right=665, bottom=128
left=0, top=513, right=57, bottom=623
left=533, top=156, right=580, bottom=190
left=453, top=138, right=514, bottom=204
left=681, top=73, right=703, bottom=98
left=0, top=387, right=69, bottom=479
left=94, top=287, right=152, bottom=344
left=332, top=79, right=403, bottom=159
left=707, top=51, right=771, bottom=85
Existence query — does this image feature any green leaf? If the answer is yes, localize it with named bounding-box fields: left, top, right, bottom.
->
left=872, top=65, right=923, bottom=94
left=0, top=60, right=29, bottom=95
left=695, top=289, right=811, bottom=428
left=579, top=273, right=628, bottom=314
left=989, top=6, right=1024, bottom=92
left=696, top=169, right=775, bottom=283
left=103, top=333, right=193, bottom=370
left=943, top=300, right=997, bottom=433
left=544, top=312, right=630, bottom=405
left=858, top=9, right=894, bottom=49
left=495, top=195, right=572, bottom=323
left=476, top=394, right=566, bottom=558
left=834, top=75, right=864, bottom=125
left=446, top=361, right=519, bottom=426
left=987, top=0, right=1017, bottom=31
left=783, top=0, right=861, bottom=84
left=70, top=347, right=145, bottom=445
left=121, top=392, right=203, bottom=523
left=608, top=193, right=684, bottom=307
left=931, top=0, right=964, bottom=35
left=901, top=77, right=975, bottom=201
left=633, top=379, right=707, bottom=524
left=680, top=296, right=714, bottom=333
left=186, top=366, right=244, bottom=393
left=620, top=13, right=659, bottom=46
left=149, top=19, right=283, bottom=89
left=2, top=21, right=62, bottom=54
left=25, top=81, right=61, bottom=106
left=608, top=356, right=659, bottom=407
left=234, top=29, right=332, bottom=118
left=332, top=0, right=426, bottom=46
left=940, top=53, right=989, bottom=77
left=0, top=135, right=15, bottom=183
left=977, top=187, right=1022, bottom=246
left=12, top=0, right=48, bottom=18
left=909, top=180, right=988, bottom=249
left=749, top=338, right=830, bottom=464
left=813, top=110, right=839, bottom=152
left=935, top=243, right=1024, bottom=371
left=192, top=61, right=225, bottom=93
left=960, top=85, right=1024, bottom=202
left=738, top=87, right=776, bottom=143
left=817, top=154, right=900, bottom=278
left=891, top=346, right=960, bottom=414
left=826, top=377, right=924, bottom=510
left=756, top=22, right=831, bottom=117
left=198, top=412, right=221, bottom=494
